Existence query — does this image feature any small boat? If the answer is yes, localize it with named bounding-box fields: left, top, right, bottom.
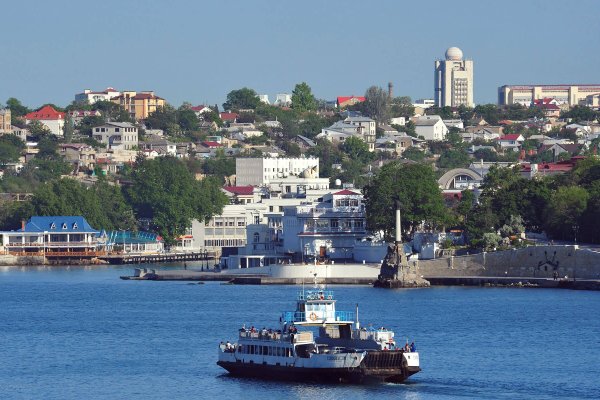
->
left=217, top=284, right=420, bottom=384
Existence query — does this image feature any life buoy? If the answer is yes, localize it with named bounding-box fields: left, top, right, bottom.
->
left=309, top=312, right=318, bottom=321
left=320, top=295, right=324, bottom=300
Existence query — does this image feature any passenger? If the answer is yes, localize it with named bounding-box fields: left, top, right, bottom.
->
left=404, top=343, right=410, bottom=352
left=410, top=342, right=416, bottom=352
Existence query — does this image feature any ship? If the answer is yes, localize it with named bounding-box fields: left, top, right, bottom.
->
left=217, top=284, right=420, bottom=383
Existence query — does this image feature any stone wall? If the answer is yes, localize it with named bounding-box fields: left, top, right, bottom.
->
left=415, top=245, right=600, bottom=280
left=0, top=254, right=45, bottom=266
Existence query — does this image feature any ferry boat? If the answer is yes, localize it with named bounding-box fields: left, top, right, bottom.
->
left=217, top=286, right=420, bottom=383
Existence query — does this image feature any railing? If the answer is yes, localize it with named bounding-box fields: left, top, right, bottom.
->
left=239, top=330, right=313, bottom=343
left=302, top=227, right=366, bottom=234
left=7, top=250, right=107, bottom=257
left=281, top=310, right=355, bottom=324
left=297, top=290, right=335, bottom=300
left=5, top=241, right=100, bottom=247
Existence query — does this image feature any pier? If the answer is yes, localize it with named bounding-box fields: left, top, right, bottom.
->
left=100, top=251, right=215, bottom=265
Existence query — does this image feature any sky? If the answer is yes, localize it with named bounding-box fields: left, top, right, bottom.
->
left=1, top=0, right=599, bottom=110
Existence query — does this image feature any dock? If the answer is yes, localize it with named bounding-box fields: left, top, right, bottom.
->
left=102, top=251, right=215, bottom=265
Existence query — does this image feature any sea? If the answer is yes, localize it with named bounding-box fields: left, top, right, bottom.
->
left=1, top=264, right=599, bottom=400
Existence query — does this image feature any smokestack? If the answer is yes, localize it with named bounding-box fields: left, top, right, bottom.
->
left=388, top=82, right=393, bottom=99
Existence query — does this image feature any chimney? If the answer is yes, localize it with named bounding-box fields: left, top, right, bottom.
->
left=388, top=82, right=393, bottom=99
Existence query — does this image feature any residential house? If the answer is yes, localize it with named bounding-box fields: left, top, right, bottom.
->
left=141, top=136, right=176, bottom=156
left=236, top=157, right=320, bottom=186
left=10, top=126, right=28, bottom=142
left=24, top=105, right=65, bottom=136
left=377, top=124, right=398, bottom=136
left=337, top=96, right=365, bottom=109
left=390, top=116, right=406, bottom=126
left=68, top=110, right=102, bottom=125
left=375, top=134, right=413, bottom=156
left=92, top=122, right=138, bottom=150
left=497, top=134, right=525, bottom=152
left=223, top=186, right=258, bottom=205
left=414, top=115, right=448, bottom=141
left=220, top=112, right=239, bottom=124
left=291, top=135, right=316, bottom=149
left=538, top=143, right=583, bottom=159
left=0, top=108, right=11, bottom=132
left=59, top=143, right=96, bottom=173
left=274, top=94, right=292, bottom=107
left=461, top=128, right=500, bottom=142
left=318, top=116, right=377, bottom=151
left=533, top=98, right=561, bottom=118
left=111, top=91, right=165, bottom=120
left=75, top=87, right=120, bottom=104
left=443, top=119, right=464, bottom=130
left=190, top=105, right=212, bottom=119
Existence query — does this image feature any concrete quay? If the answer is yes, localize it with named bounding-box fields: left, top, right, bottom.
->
left=425, top=276, right=600, bottom=290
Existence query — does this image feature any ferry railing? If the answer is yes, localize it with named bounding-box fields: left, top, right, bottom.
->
left=238, top=330, right=313, bottom=343
left=297, top=290, right=335, bottom=300
left=281, top=310, right=355, bottom=324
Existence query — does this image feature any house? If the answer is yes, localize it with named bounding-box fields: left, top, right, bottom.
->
left=75, top=88, right=120, bottom=104
left=92, top=122, right=138, bottom=150
left=223, top=186, right=257, bottom=205
left=220, top=112, right=239, bottom=124
left=59, top=143, right=96, bottom=172
left=291, top=135, right=316, bottom=149
left=68, top=110, right=102, bottom=125
left=141, top=136, right=177, bottom=156
left=24, top=105, right=65, bottom=136
left=443, top=119, right=464, bottom=130
left=0, top=216, right=105, bottom=258
left=377, top=124, right=399, bottom=136
left=533, top=98, right=561, bottom=118
left=414, top=115, right=448, bottom=141
left=0, top=108, right=11, bottom=132
left=375, top=134, right=413, bottom=156
left=110, top=91, right=165, bottom=120
left=461, top=128, right=500, bottom=142
left=201, top=141, right=223, bottom=149
left=538, top=143, right=583, bottom=158
left=497, top=134, right=525, bottom=152
left=10, top=126, right=28, bottom=142
left=521, top=157, right=584, bottom=178
left=190, top=105, right=212, bottom=118
left=337, top=96, right=366, bottom=109
left=319, top=116, right=377, bottom=151
left=274, top=94, right=292, bottom=107
left=390, top=117, right=406, bottom=126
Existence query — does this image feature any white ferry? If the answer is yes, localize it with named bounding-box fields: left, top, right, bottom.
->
left=217, top=287, right=420, bottom=383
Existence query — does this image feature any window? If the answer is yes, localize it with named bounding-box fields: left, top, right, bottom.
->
left=253, top=233, right=260, bottom=243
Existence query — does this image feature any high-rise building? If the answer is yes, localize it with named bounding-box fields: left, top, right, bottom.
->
left=434, top=47, right=474, bottom=108
left=498, top=84, right=600, bottom=107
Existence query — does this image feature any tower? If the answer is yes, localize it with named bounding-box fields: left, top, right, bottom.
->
left=388, top=82, right=393, bottom=99
left=434, top=47, right=474, bottom=108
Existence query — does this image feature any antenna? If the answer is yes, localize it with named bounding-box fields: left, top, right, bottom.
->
left=355, top=303, right=360, bottom=330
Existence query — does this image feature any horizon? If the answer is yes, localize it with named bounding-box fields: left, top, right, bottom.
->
left=1, top=0, right=599, bottom=109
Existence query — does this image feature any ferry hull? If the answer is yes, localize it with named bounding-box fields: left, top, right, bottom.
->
left=217, top=360, right=420, bottom=384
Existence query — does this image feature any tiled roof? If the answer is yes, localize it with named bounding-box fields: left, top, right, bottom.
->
left=223, top=186, right=255, bottom=195
left=220, top=112, right=239, bottom=121
left=20, top=216, right=100, bottom=233
left=337, top=96, right=365, bottom=104
left=500, top=134, right=523, bottom=141
left=25, top=105, right=65, bottom=121
left=202, top=141, right=222, bottom=147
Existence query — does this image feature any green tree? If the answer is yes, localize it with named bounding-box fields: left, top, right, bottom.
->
left=544, top=186, right=589, bottom=241
left=223, top=87, right=260, bottom=111
left=363, top=86, right=389, bottom=122
left=145, top=105, right=179, bottom=135
left=291, top=82, right=317, bottom=112
left=63, top=113, right=74, bottom=143
left=6, top=97, right=30, bottom=117
left=363, top=162, right=448, bottom=240
left=437, top=148, right=470, bottom=169
left=0, top=135, right=25, bottom=165
left=341, top=136, right=373, bottom=163
left=126, top=156, right=228, bottom=243
left=401, top=147, right=425, bottom=162
left=561, top=105, right=598, bottom=122
left=390, top=96, right=414, bottom=119
left=27, top=120, right=51, bottom=141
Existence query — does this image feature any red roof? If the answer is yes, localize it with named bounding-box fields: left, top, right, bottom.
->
left=202, top=141, right=222, bottom=148
left=191, top=105, right=208, bottom=112
left=337, top=96, right=365, bottom=105
left=25, top=105, right=65, bottom=121
left=499, top=134, right=523, bottom=141
left=220, top=112, right=238, bottom=121
left=223, top=186, right=254, bottom=195
left=498, top=120, right=513, bottom=125
left=333, top=189, right=360, bottom=196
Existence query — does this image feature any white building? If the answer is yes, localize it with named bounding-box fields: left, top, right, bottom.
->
left=75, top=88, right=121, bottom=104
left=317, top=116, right=377, bottom=151
left=258, top=95, right=270, bottom=105
left=274, top=93, right=292, bottom=107
left=92, top=122, right=138, bottom=150
left=434, top=47, right=474, bottom=107
left=414, top=115, right=448, bottom=141
left=24, top=105, right=65, bottom=136
left=236, top=157, right=320, bottom=186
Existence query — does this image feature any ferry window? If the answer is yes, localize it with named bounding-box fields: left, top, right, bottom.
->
left=268, top=347, right=273, bottom=356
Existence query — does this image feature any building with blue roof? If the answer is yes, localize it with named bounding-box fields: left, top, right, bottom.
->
left=0, top=216, right=106, bottom=260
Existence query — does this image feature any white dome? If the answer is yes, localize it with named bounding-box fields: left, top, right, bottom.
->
left=445, top=47, right=463, bottom=61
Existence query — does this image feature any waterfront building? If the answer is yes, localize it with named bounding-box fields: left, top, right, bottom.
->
left=0, top=216, right=106, bottom=258
left=24, top=105, right=65, bottom=136
left=75, top=87, right=121, bottom=104
left=110, top=91, right=165, bottom=120
left=498, top=84, right=600, bottom=107
left=92, top=122, right=138, bottom=150
left=434, top=47, right=474, bottom=108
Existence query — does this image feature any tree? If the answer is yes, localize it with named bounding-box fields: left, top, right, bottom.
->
left=363, top=86, right=390, bottom=122
left=223, top=87, right=260, bottom=111
left=145, top=105, right=179, bottom=135
left=91, top=100, right=132, bottom=122
left=126, top=156, right=228, bottom=243
left=390, top=96, right=414, bottom=119
left=437, top=148, right=470, bottom=169
left=176, top=106, right=200, bottom=133
left=0, top=135, right=25, bottom=165
left=341, top=136, right=373, bottom=163
left=561, top=105, right=598, bottom=122
left=363, top=162, right=448, bottom=240
left=5, top=97, right=30, bottom=117
left=544, top=186, right=589, bottom=241
left=401, top=147, right=425, bottom=162
left=63, top=114, right=74, bottom=143
left=27, top=120, right=51, bottom=141
left=291, top=82, right=317, bottom=112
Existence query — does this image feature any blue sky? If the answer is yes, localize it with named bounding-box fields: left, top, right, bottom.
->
left=2, top=0, right=599, bottom=109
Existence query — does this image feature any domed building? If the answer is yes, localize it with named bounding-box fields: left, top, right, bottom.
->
left=434, top=46, right=474, bottom=108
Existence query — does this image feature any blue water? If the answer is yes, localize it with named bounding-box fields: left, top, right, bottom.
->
left=1, top=265, right=599, bottom=400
